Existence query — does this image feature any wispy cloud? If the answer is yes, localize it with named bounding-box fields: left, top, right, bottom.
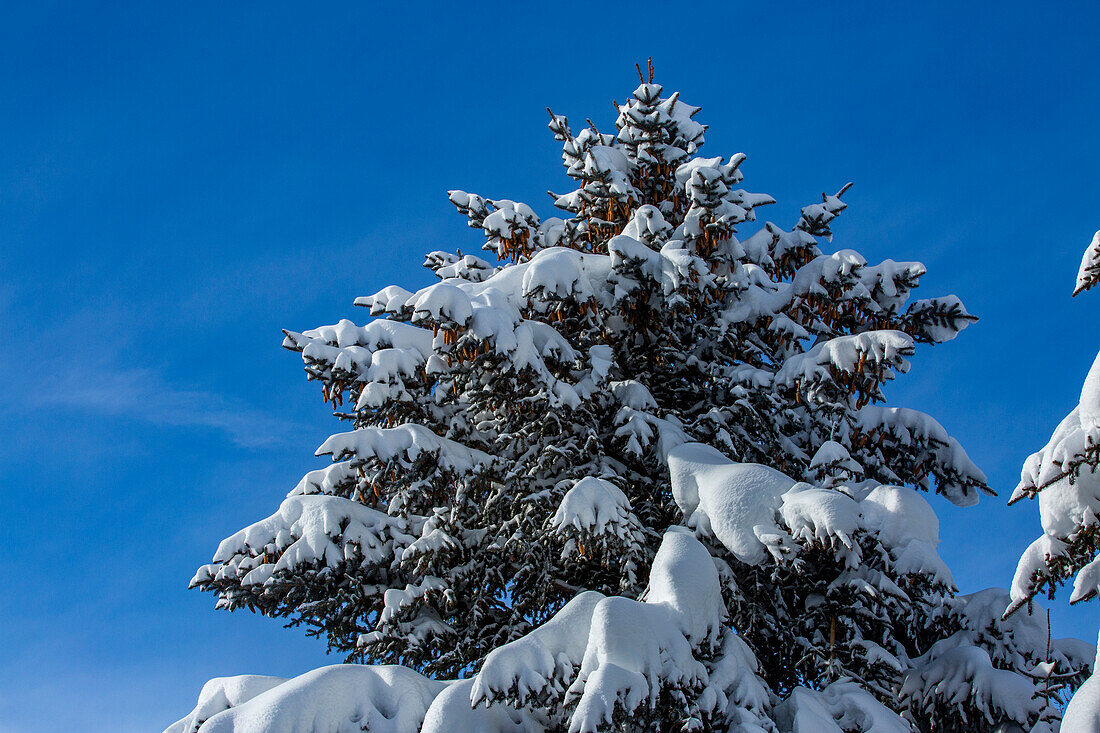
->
left=0, top=270, right=309, bottom=450
left=37, top=363, right=303, bottom=448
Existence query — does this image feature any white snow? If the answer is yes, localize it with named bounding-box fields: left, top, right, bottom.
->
left=422, top=679, right=544, bottom=732
left=775, top=330, right=914, bottom=393
left=316, top=424, right=494, bottom=474
left=668, top=442, right=795, bottom=565
left=473, top=529, right=724, bottom=733
left=775, top=682, right=909, bottom=733
left=620, top=204, right=672, bottom=246
left=1012, top=229, right=1100, bottom=730
left=669, top=442, right=955, bottom=583
left=608, top=379, right=656, bottom=411
left=472, top=591, right=605, bottom=708
left=564, top=529, right=721, bottom=732
left=861, top=484, right=953, bottom=585
left=808, top=440, right=863, bottom=485
left=287, top=460, right=357, bottom=497
left=1010, top=350, right=1100, bottom=608
left=860, top=259, right=926, bottom=314
left=854, top=405, right=987, bottom=506
left=904, top=295, right=973, bottom=343
left=901, top=646, right=1042, bottom=727
left=790, top=250, right=868, bottom=299
left=165, top=676, right=287, bottom=733
left=1076, top=230, right=1100, bottom=295
left=696, top=633, right=773, bottom=729
left=780, top=484, right=861, bottom=553
left=550, top=477, right=638, bottom=538
left=1063, top=631, right=1100, bottom=733
left=1072, top=554, right=1100, bottom=604
left=644, top=527, right=725, bottom=646
left=191, top=494, right=414, bottom=592
left=165, top=665, right=446, bottom=733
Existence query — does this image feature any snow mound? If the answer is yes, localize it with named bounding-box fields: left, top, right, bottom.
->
left=422, top=679, right=544, bottom=732
left=165, top=665, right=446, bottom=733
left=775, top=682, right=909, bottom=732
left=564, top=528, right=722, bottom=732
left=669, top=443, right=952, bottom=582
left=1063, top=632, right=1100, bottom=733
left=668, top=442, right=795, bottom=564
left=473, top=591, right=604, bottom=708
left=808, top=440, right=863, bottom=485
left=862, top=484, right=952, bottom=584
left=472, top=528, right=725, bottom=733
left=165, top=676, right=286, bottom=733
left=780, top=484, right=861, bottom=552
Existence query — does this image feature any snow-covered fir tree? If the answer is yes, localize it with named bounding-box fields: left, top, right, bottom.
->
left=1008, top=230, right=1100, bottom=730
left=175, top=69, right=1092, bottom=732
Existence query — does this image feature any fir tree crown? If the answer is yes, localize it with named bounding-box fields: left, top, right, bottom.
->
left=177, top=67, right=1091, bottom=733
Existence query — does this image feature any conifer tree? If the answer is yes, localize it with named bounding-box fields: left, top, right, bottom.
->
left=1008, top=230, right=1100, bottom=730
left=179, top=68, right=1090, bottom=733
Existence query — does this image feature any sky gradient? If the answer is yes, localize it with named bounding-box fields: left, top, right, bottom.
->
left=2, top=2, right=1099, bottom=731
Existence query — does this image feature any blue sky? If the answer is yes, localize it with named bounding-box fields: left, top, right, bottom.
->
left=1, top=2, right=1098, bottom=731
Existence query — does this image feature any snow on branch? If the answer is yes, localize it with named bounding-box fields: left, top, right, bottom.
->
left=669, top=442, right=796, bottom=565
left=190, top=494, right=416, bottom=599
left=1075, top=230, right=1100, bottom=296
left=853, top=405, right=991, bottom=505
left=1001, top=229, right=1100, bottom=727
left=795, top=183, right=853, bottom=240
left=776, top=330, right=915, bottom=407
left=776, top=682, right=909, bottom=733
left=900, top=646, right=1043, bottom=729
left=1007, top=351, right=1100, bottom=613
left=902, top=295, right=976, bottom=344
left=424, top=250, right=500, bottom=282
left=472, top=528, right=726, bottom=732
left=550, top=477, right=643, bottom=544
left=316, top=424, right=495, bottom=475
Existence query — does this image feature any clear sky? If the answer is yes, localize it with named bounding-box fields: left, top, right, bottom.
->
left=1, top=2, right=1098, bottom=731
